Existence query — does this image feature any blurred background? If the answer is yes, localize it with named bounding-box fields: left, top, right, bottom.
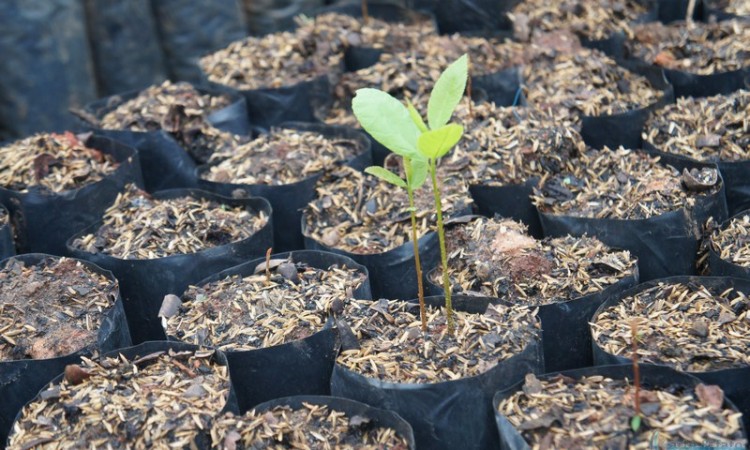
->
left=0, top=0, right=519, bottom=141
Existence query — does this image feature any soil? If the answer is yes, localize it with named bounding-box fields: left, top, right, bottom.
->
left=533, top=147, right=721, bottom=219
left=711, top=213, right=750, bottom=267
left=432, top=217, right=636, bottom=303
left=71, top=184, right=269, bottom=259
left=303, top=166, right=472, bottom=254
left=592, top=281, right=750, bottom=372
left=99, top=80, right=246, bottom=164
left=337, top=299, right=540, bottom=383
left=498, top=373, right=746, bottom=449
left=165, top=257, right=367, bottom=351
left=202, top=127, right=365, bottom=186
left=0, top=256, right=117, bottom=361
left=7, top=348, right=230, bottom=449
left=508, top=0, right=648, bottom=42
left=523, top=47, right=664, bottom=118
left=0, top=132, right=118, bottom=194
left=211, top=403, right=410, bottom=449
left=643, top=90, right=750, bottom=162
left=628, top=20, right=750, bottom=75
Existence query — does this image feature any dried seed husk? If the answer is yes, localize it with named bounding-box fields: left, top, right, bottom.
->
left=210, top=401, right=410, bottom=449
left=498, top=373, right=745, bottom=449
left=303, top=166, right=472, bottom=254
left=7, top=348, right=230, bottom=449
left=523, top=47, right=664, bottom=118
left=0, top=256, right=117, bottom=361
left=202, top=128, right=363, bottom=185
left=628, top=19, right=750, bottom=75
left=712, top=213, right=750, bottom=267
left=71, top=184, right=268, bottom=259
left=167, top=260, right=366, bottom=351
left=433, top=217, right=636, bottom=304
left=508, top=0, right=648, bottom=41
left=643, top=90, right=750, bottom=162
left=592, top=280, right=750, bottom=372
left=713, top=0, right=750, bottom=15
left=0, top=132, right=118, bottom=194
left=533, top=147, right=719, bottom=219
left=337, top=299, right=539, bottom=383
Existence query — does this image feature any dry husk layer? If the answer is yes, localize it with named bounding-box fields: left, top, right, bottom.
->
left=0, top=257, right=117, bottom=361
left=711, top=213, right=750, bottom=267
left=498, top=373, right=745, bottom=449
left=71, top=184, right=268, bottom=259
left=0, top=132, right=118, bottom=194
left=337, top=299, right=540, bottom=384
left=592, top=281, right=750, bottom=372
left=434, top=218, right=636, bottom=303
left=8, top=348, right=230, bottom=449
left=166, top=258, right=366, bottom=351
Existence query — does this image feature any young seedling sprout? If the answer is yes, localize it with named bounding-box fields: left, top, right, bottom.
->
left=630, top=319, right=643, bottom=432
left=352, top=54, right=469, bottom=334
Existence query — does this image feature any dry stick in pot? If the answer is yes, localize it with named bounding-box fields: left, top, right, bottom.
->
left=631, top=319, right=643, bottom=432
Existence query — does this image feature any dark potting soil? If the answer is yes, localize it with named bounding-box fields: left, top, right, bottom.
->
left=303, top=166, right=472, bottom=255
left=70, top=184, right=269, bottom=259
left=326, top=35, right=528, bottom=127
left=99, top=81, right=247, bottom=164
left=497, top=373, right=745, bottom=449
left=643, top=90, right=750, bottom=162
left=508, top=0, right=647, bottom=42
left=202, top=128, right=363, bottom=186
left=0, top=132, right=118, bottom=194
left=523, top=47, right=664, bottom=119
left=592, top=281, right=750, bottom=372
left=434, top=217, right=636, bottom=303
left=0, top=257, right=117, bottom=361
left=210, top=402, right=410, bottom=449
left=711, top=213, right=750, bottom=268
left=7, top=348, right=229, bottom=449
left=165, top=258, right=367, bottom=351
left=337, top=299, right=540, bottom=384
left=533, top=147, right=720, bottom=219
left=628, top=19, right=750, bottom=75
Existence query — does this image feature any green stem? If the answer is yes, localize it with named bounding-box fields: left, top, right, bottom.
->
left=404, top=159, right=427, bottom=332
left=429, top=158, right=454, bottom=334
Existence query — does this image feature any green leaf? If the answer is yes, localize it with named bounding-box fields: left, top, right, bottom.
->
left=406, top=98, right=428, bottom=133
left=630, top=415, right=642, bottom=433
left=427, top=54, right=468, bottom=130
left=365, top=166, right=406, bottom=188
left=417, top=124, right=464, bottom=160
left=408, top=158, right=429, bottom=190
left=352, top=88, right=420, bottom=158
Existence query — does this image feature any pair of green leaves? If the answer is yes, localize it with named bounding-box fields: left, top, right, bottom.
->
left=352, top=54, right=468, bottom=189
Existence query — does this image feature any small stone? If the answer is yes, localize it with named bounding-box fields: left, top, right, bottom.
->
left=689, top=318, right=709, bottom=338
left=695, top=383, right=724, bottom=411
left=64, top=364, right=92, bottom=385
left=321, top=227, right=340, bottom=247
left=717, top=310, right=737, bottom=325
left=405, top=328, right=421, bottom=341
left=695, top=134, right=721, bottom=147
left=158, top=294, right=182, bottom=319
left=277, top=263, right=298, bottom=283
left=523, top=373, right=543, bottom=395
left=183, top=382, right=206, bottom=399
left=329, top=298, right=344, bottom=315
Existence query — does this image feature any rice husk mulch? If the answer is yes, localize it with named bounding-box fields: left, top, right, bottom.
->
left=509, top=0, right=648, bottom=42
left=643, top=90, right=750, bottom=162
left=592, top=281, right=750, bottom=372
left=0, top=132, right=118, bottom=194
left=628, top=19, right=750, bottom=75
left=433, top=218, right=636, bottom=304
left=498, top=373, right=745, bottom=449
left=202, top=128, right=364, bottom=186
left=303, top=166, right=472, bottom=254
left=337, top=299, right=540, bottom=383
left=7, top=348, right=229, bottom=449
left=711, top=0, right=750, bottom=15
left=165, top=258, right=366, bottom=351
left=71, top=184, right=268, bottom=260
left=211, top=403, right=410, bottom=449
left=532, top=147, right=720, bottom=219
left=0, top=257, right=117, bottom=361
left=99, top=81, right=246, bottom=164
left=523, top=47, right=664, bottom=118
left=711, top=213, right=750, bottom=268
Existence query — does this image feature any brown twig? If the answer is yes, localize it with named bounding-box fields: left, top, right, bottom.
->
left=630, top=319, right=642, bottom=418
left=265, top=247, right=272, bottom=283
left=362, top=0, right=369, bottom=25
left=686, top=0, right=697, bottom=26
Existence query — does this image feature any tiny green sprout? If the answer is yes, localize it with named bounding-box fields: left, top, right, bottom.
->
left=352, top=54, right=469, bottom=335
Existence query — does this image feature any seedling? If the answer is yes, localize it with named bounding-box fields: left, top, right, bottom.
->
left=352, top=54, right=469, bottom=334
left=630, top=319, right=643, bottom=432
